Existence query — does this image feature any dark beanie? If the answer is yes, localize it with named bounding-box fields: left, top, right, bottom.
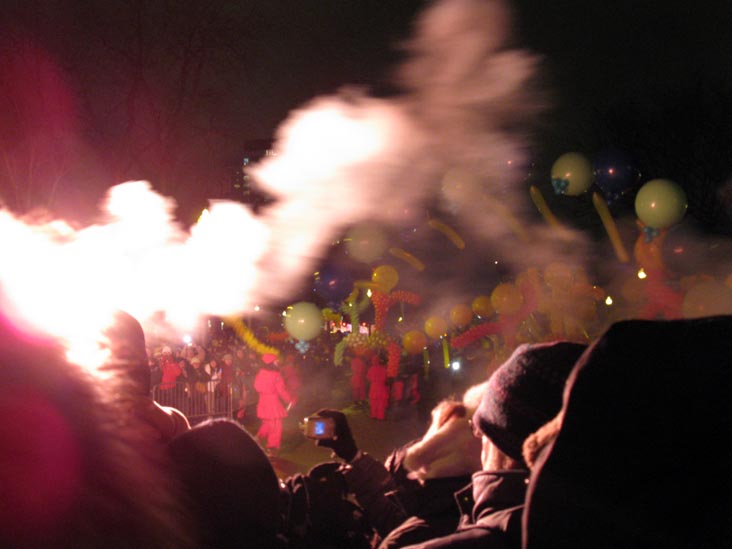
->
left=472, top=341, right=586, bottom=462
left=168, top=419, right=282, bottom=548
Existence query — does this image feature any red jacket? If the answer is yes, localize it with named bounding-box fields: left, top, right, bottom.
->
left=367, top=361, right=388, bottom=400
left=160, top=358, right=181, bottom=390
left=350, top=356, right=367, bottom=389
left=254, top=367, right=292, bottom=419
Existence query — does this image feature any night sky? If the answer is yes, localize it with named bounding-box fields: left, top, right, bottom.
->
left=2, top=1, right=732, bottom=231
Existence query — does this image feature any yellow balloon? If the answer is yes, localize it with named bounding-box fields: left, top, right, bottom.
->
left=491, top=283, right=523, bottom=315
left=472, top=295, right=494, bottom=318
left=449, top=304, right=473, bottom=328
left=402, top=330, right=428, bottom=355
left=551, top=152, right=593, bottom=196
left=284, top=301, right=324, bottom=341
left=372, top=264, right=399, bottom=293
left=634, top=178, right=687, bottom=229
left=424, top=316, right=448, bottom=340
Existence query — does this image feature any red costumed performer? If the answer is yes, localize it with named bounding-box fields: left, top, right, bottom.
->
left=349, top=350, right=368, bottom=404
left=367, top=353, right=389, bottom=420
left=254, top=354, right=293, bottom=455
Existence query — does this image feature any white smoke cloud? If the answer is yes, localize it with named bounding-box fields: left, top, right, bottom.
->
left=250, top=0, right=591, bottom=304
left=0, top=0, right=595, bottom=365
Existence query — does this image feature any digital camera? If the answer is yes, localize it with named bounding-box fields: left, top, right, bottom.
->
left=303, top=415, right=336, bottom=439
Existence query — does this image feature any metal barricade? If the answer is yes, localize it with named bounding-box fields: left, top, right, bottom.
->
left=152, top=381, right=232, bottom=424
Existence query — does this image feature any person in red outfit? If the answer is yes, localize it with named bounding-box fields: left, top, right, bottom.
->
left=157, top=345, right=183, bottom=408
left=158, top=346, right=181, bottom=389
left=349, top=349, right=368, bottom=405
left=367, top=352, right=389, bottom=420
left=254, top=353, right=293, bottom=455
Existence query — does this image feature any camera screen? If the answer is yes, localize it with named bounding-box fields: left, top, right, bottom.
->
left=314, top=420, right=326, bottom=436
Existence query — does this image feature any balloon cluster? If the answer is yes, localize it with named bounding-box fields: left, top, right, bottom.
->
left=550, top=149, right=642, bottom=207
left=548, top=150, right=687, bottom=234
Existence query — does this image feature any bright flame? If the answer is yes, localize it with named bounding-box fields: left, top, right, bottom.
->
left=0, top=181, right=268, bottom=371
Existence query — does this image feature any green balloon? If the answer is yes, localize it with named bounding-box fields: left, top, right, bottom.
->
left=634, top=178, right=687, bottom=229
left=284, top=301, right=324, bottom=341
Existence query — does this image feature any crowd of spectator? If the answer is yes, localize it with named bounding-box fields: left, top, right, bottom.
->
left=2, top=311, right=731, bottom=548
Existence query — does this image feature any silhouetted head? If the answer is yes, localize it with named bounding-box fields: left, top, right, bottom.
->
left=0, top=313, right=192, bottom=547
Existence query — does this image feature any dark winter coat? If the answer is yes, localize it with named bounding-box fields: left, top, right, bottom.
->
left=377, top=475, right=473, bottom=549
left=396, top=470, right=527, bottom=549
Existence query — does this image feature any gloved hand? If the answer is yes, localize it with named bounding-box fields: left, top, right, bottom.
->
left=313, top=408, right=359, bottom=462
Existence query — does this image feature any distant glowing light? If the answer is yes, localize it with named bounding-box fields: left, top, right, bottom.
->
left=451, top=360, right=461, bottom=371
left=183, top=334, right=192, bottom=345
left=254, top=305, right=260, bottom=312
left=605, top=296, right=613, bottom=306
left=637, top=268, right=647, bottom=280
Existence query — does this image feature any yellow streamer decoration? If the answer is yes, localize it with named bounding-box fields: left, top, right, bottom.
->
left=428, top=219, right=466, bottom=250
left=529, top=185, right=561, bottom=228
left=388, top=247, right=426, bottom=271
left=592, top=192, right=630, bottom=263
left=226, top=317, right=280, bottom=356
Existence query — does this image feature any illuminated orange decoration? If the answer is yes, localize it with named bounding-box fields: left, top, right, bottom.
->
left=450, top=278, right=538, bottom=350
left=632, top=223, right=683, bottom=320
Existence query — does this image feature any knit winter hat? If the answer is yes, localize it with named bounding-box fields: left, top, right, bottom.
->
left=168, top=419, right=281, bottom=548
left=472, top=341, right=586, bottom=463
